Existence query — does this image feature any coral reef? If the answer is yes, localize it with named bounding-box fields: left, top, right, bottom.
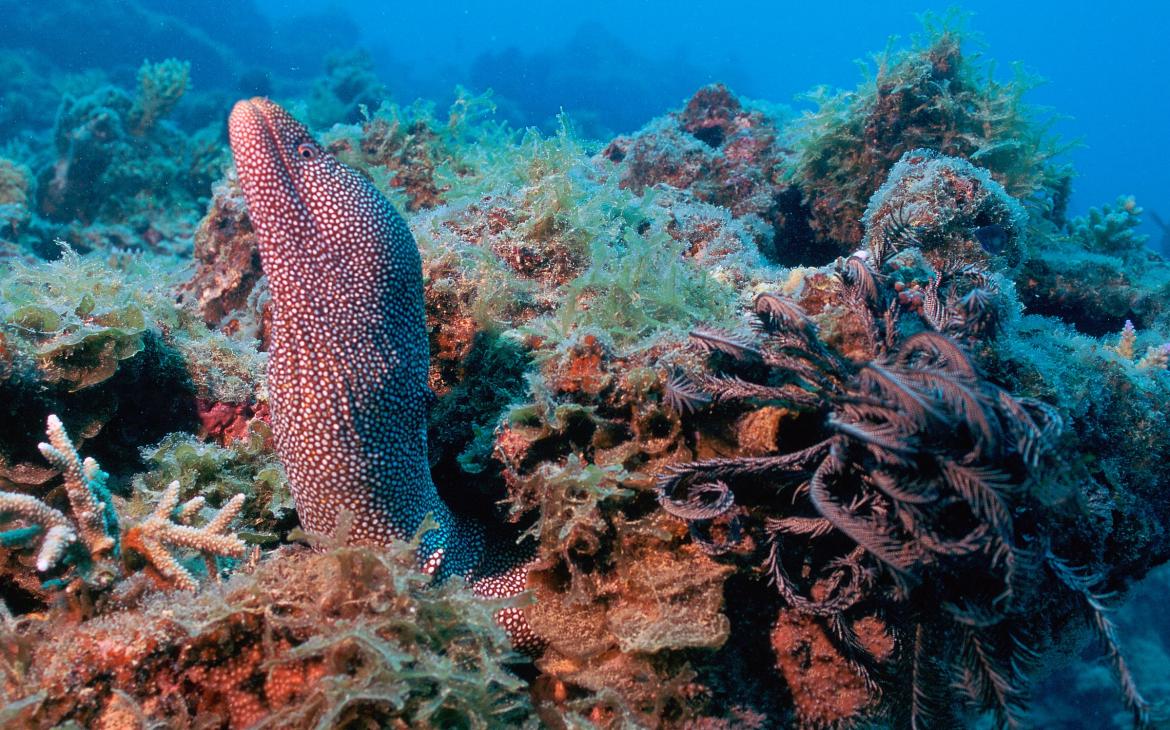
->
left=35, top=58, right=216, bottom=234
left=788, top=14, right=1069, bottom=252
left=0, top=14, right=1167, bottom=730
left=0, top=247, right=266, bottom=489
left=0, top=51, right=61, bottom=142
left=306, top=50, right=386, bottom=128
left=0, top=60, right=227, bottom=264
left=0, top=519, right=529, bottom=728
left=600, top=83, right=798, bottom=264
left=1013, top=192, right=1170, bottom=354
left=0, top=158, right=34, bottom=253
left=0, top=415, right=244, bottom=605
left=659, top=288, right=1143, bottom=726
left=179, top=175, right=266, bottom=333
left=135, top=426, right=290, bottom=543
left=1070, top=196, right=1149, bottom=256
left=863, top=148, right=1028, bottom=266
left=129, top=59, right=191, bottom=136
left=1016, top=198, right=1170, bottom=336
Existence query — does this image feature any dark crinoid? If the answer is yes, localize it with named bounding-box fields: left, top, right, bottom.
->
left=658, top=285, right=1148, bottom=728
left=870, top=203, right=927, bottom=262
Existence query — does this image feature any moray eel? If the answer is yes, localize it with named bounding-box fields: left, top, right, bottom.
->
left=228, top=98, right=539, bottom=651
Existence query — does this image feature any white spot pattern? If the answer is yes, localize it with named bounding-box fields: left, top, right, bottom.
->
left=228, top=98, right=541, bottom=652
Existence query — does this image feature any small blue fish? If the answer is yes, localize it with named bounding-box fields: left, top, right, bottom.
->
left=971, top=224, right=1008, bottom=254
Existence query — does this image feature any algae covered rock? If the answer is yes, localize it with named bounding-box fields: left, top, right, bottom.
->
left=128, top=58, right=191, bottom=135
left=0, top=158, right=34, bottom=254
left=1016, top=195, right=1170, bottom=336
left=0, top=251, right=199, bottom=481
left=181, top=176, right=265, bottom=331
left=600, top=83, right=805, bottom=264
left=0, top=525, right=531, bottom=728
left=789, top=21, right=1068, bottom=251
left=863, top=147, right=1028, bottom=266
left=29, top=58, right=217, bottom=257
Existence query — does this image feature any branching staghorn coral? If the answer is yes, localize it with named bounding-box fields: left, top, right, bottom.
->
left=1114, top=319, right=1139, bottom=360
left=0, top=414, right=121, bottom=589
left=1137, top=344, right=1170, bottom=371
left=658, top=274, right=1147, bottom=727
left=1108, top=319, right=1170, bottom=372
left=0, top=493, right=78, bottom=574
left=121, top=480, right=245, bottom=591
left=1069, top=196, right=1149, bottom=256
left=0, top=415, right=245, bottom=596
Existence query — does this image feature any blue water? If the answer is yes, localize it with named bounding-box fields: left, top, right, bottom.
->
left=258, top=0, right=1169, bottom=248
left=6, top=1, right=1167, bottom=246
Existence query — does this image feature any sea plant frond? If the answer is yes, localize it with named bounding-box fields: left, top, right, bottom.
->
left=692, top=373, right=822, bottom=408
left=880, top=204, right=926, bottom=258
left=840, top=252, right=881, bottom=304
left=1046, top=552, right=1150, bottom=728
left=753, top=292, right=813, bottom=333
left=938, top=459, right=1014, bottom=533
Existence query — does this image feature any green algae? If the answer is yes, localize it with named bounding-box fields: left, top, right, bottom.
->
left=1, top=248, right=174, bottom=391
left=557, top=218, right=737, bottom=348
left=790, top=11, right=1072, bottom=248
left=132, top=425, right=290, bottom=542
left=0, top=517, right=534, bottom=728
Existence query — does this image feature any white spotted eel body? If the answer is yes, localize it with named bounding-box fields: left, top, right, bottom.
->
left=228, top=98, right=538, bottom=651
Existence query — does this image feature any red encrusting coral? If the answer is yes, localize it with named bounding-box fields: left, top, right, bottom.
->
left=196, top=399, right=266, bottom=446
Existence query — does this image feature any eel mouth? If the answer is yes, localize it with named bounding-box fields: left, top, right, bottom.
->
left=227, top=97, right=266, bottom=151
left=228, top=97, right=298, bottom=184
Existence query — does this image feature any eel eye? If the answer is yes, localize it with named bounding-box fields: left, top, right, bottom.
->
left=296, top=142, right=319, bottom=160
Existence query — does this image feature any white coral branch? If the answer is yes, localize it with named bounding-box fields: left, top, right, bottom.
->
left=129, top=481, right=246, bottom=591
left=37, top=414, right=116, bottom=561
left=1136, top=344, right=1169, bottom=371
left=0, top=492, right=77, bottom=571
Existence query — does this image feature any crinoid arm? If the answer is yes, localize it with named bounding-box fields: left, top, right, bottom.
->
left=656, top=286, right=1123, bottom=728
left=1046, top=552, right=1151, bottom=728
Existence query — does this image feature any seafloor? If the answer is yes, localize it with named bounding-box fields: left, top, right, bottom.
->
left=0, top=15, right=1168, bottom=730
